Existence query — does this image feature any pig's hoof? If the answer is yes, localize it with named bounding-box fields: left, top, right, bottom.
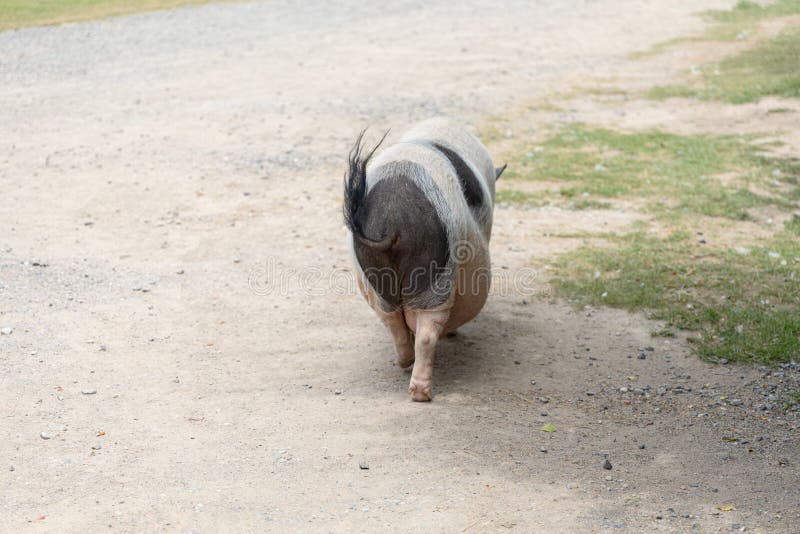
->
left=408, top=378, right=432, bottom=402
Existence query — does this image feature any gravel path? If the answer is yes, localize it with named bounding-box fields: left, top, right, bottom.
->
left=1, top=0, right=798, bottom=531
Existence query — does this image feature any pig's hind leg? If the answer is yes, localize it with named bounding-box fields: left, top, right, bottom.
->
left=357, top=276, right=415, bottom=367
left=380, top=311, right=415, bottom=369
left=408, top=308, right=450, bottom=402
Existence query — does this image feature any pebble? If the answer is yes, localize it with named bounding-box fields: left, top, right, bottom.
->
left=654, top=407, right=662, bottom=413
left=603, top=459, right=613, bottom=470
left=334, top=389, right=343, bottom=395
left=638, top=444, right=646, bottom=450
left=358, top=461, right=369, bottom=470
left=539, top=447, right=548, bottom=453
left=81, top=389, right=97, bottom=395
left=538, top=397, right=549, bottom=404
left=637, top=351, right=646, bottom=360
left=40, top=432, right=52, bottom=440
left=9, top=465, right=14, bottom=471
left=0, top=327, right=12, bottom=336
left=91, top=444, right=102, bottom=450
left=57, top=395, right=64, bottom=401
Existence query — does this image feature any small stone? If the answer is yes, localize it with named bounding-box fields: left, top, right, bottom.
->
left=656, top=515, right=663, bottom=520
left=637, top=352, right=646, bottom=360
left=539, top=447, right=548, bottom=453
left=719, top=358, right=729, bottom=365
left=0, top=327, right=13, bottom=336
left=358, top=461, right=369, bottom=470
left=91, top=444, right=102, bottom=450
left=638, top=444, right=646, bottom=450
left=654, top=407, right=662, bottom=414
left=40, top=432, right=52, bottom=440
left=602, top=459, right=613, bottom=470
left=81, top=389, right=97, bottom=395
left=538, top=397, right=549, bottom=404
left=9, top=465, right=15, bottom=471
left=619, top=387, right=628, bottom=393
left=176, top=269, right=185, bottom=275
left=57, top=395, right=64, bottom=401
left=334, top=389, right=343, bottom=395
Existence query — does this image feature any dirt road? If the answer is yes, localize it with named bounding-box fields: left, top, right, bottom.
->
left=1, top=0, right=798, bottom=531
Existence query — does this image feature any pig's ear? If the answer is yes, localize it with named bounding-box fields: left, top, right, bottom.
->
left=343, top=129, right=389, bottom=235
left=495, top=164, right=507, bottom=181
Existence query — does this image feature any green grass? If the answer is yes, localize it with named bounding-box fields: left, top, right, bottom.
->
left=497, top=124, right=800, bottom=364
left=551, top=227, right=800, bottom=364
left=649, top=27, right=800, bottom=104
left=703, top=0, right=800, bottom=41
left=0, top=0, right=224, bottom=31
left=632, top=0, right=800, bottom=58
left=503, top=125, right=799, bottom=221
left=495, top=189, right=547, bottom=208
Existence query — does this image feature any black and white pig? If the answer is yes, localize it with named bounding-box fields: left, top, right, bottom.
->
left=343, top=118, right=505, bottom=401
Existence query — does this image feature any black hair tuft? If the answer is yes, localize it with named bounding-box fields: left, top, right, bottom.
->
left=342, top=129, right=388, bottom=237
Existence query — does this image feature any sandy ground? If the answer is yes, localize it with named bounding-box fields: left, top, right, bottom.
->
left=1, top=0, right=799, bottom=532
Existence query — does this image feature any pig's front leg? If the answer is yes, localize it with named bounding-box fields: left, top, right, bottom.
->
left=380, top=311, right=415, bottom=368
left=409, top=308, right=450, bottom=402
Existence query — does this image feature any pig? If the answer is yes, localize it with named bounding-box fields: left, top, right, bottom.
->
left=343, top=118, right=505, bottom=401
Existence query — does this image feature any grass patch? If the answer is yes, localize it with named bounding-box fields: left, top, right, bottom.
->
left=703, top=0, right=800, bottom=41
left=495, top=189, right=547, bottom=208
left=504, top=125, right=798, bottom=221
left=649, top=27, right=800, bottom=103
left=632, top=0, right=800, bottom=57
left=551, top=229, right=800, bottom=364
left=0, top=0, right=224, bottom=31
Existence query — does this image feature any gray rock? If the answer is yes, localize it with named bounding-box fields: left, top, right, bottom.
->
left=40, top=432, right=52, bottom=440
left=91, top=444, right=102, bottom=450
left=358, top=460, right=369, bottom=470
left=81, top=389, right=97, bottom=395
left=603, top=459, right=612, bottom=470
left=0, top=327, right=13, bottom=336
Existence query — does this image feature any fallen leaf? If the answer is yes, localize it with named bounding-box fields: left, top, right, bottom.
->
left=717, top=505, right=734, bottom=512
left=540, top=423, right=556, bottom=433
left=37, top=515, right=45, bottom=521
left=97, top=431, right=106, bottom=437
